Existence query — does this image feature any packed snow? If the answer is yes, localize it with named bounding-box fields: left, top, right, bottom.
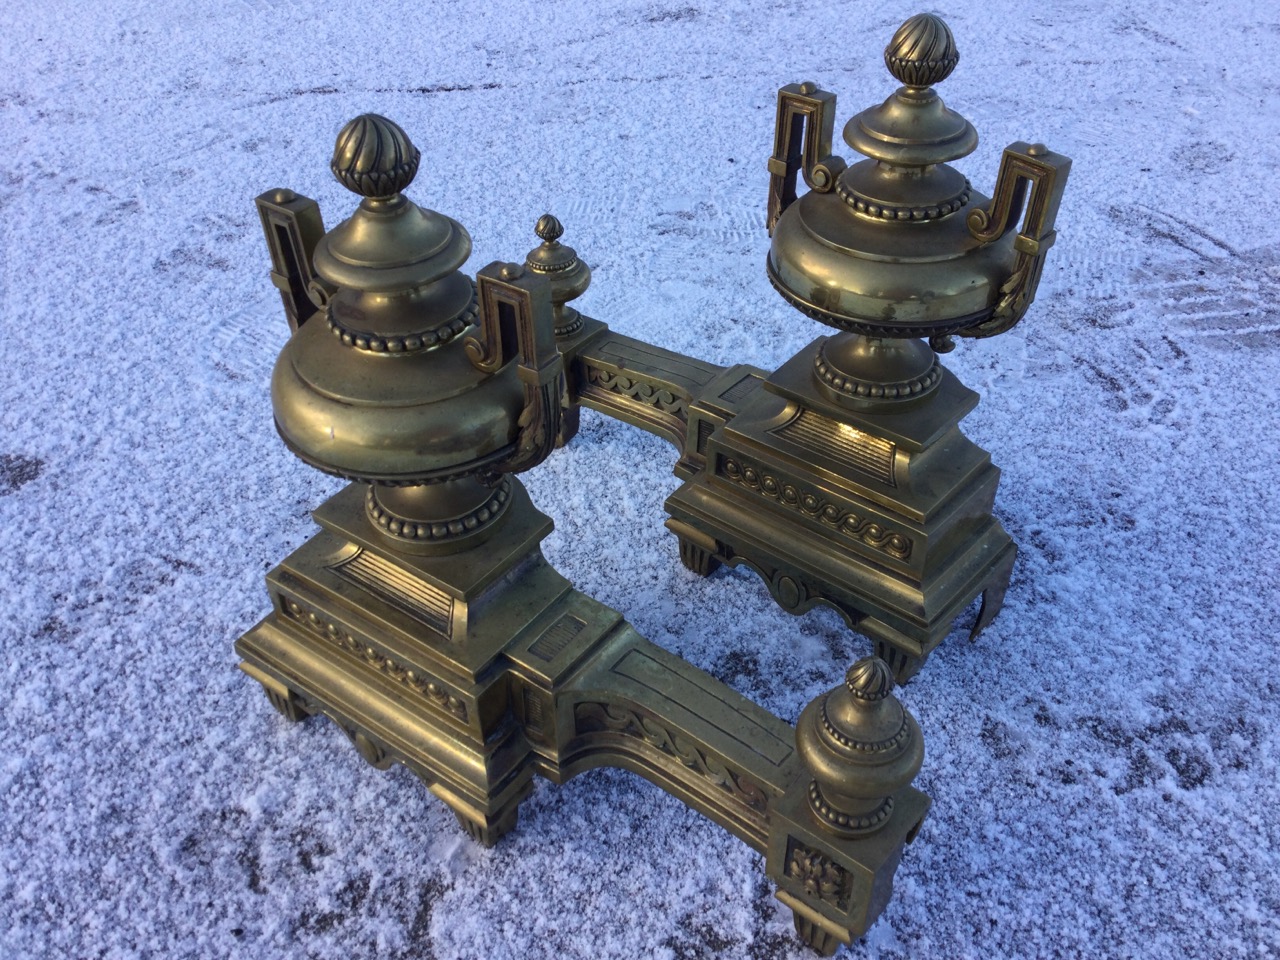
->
left=1, top=0, right=1278, bottom=957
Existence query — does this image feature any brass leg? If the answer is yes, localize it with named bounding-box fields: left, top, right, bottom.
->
left=450, top=802, right=522, bottom=849
left=968, top=546, right=1017, bottom=642
left=872, top=640, right=925, bottom=685
left=241, top=661, right=313, bottom=723
left=792, top=914, right=841, bottom=957
left=666, top=518, right=722, bottom=577
left=678, top=536, right=721, bottom=577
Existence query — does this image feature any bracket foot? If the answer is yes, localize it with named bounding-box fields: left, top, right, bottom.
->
left=666, top=518, right=723, bottom=577
left=678, top=537, right=721, bottom=577
left=241, top=661, right=313, bottom=723
left=793, top=913, right=842, bottom=957
left=969, top=546, right=1016, bottom=642
left=872, top=641, right=925, bottom=685
left=451, top=803, right=521, bottom=848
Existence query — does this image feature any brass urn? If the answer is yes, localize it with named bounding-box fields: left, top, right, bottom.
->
left=266, top=114, right=563, bottom=554
left=767, top=13, right=1069, bottom=402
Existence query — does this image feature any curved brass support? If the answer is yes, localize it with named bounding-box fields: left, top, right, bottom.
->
left=468, top=262, right=565, bottom=474
left=766, top=83, right=848, bottom=235
left=963, top=141, right=1071, bottom=338
left=549, top=630, right=929, bottom=955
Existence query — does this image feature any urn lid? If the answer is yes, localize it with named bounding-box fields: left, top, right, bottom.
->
left=766, top=14, right=1015, bottom=339
left=270, top=115, right=526, bottom=487
left=311, top=114, right=472, bottom=294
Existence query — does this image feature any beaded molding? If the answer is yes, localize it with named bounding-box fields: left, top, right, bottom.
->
left=554, top=312, right=585, bottom=339
left=366, top=479, right=511, bottom=541
left=813, top=350, right=942, bottom=400
left=820, top=695, right=912, bottom=754
left=527, top=256, right=579, bottom=276
left=836, top=177, right=971, bottom=221
left=327, top=286, right=479, bottom=355
left=807, top=782, right=894, bottom=834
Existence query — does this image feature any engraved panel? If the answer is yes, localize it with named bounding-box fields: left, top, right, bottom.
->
left=718, top=373, right=761, bottom=405
left=523, top=687, right=547, bottom=733
left=330, top=549, right=453, bottom=637
left=773, top=409, right=896, bottom=486
left=696, top=419, right=715, bottom=454
left=529, top=614, right=586, bottom=662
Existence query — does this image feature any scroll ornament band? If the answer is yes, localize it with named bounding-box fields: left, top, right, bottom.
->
left=282, top=598, right=467, bottom=721
left=720, top=457, right=912, bottom=560
left=584, top=365, right=688, bottom=418
left=575, top=702, right=769, bottom=814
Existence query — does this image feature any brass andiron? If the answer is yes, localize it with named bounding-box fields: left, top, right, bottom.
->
left=239, top=113, right=930, bottom=952
left=556, top=13, right=1071, bottom=681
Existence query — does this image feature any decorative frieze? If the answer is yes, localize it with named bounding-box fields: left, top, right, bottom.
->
left=575, top=701, right=768, bottom=815
left=281, top=598, right=467, bottom=721
left=718, top=456, right=912, bottom=560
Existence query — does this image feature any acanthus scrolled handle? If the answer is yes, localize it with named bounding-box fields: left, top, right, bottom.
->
left=466, top=262, right=565, bottom=475
left=962, top=141, right=1072, bottom=339
left=766, top=82, right=848, bottom=235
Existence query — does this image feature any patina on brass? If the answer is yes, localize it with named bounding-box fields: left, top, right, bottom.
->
left=238, top=114, right=929, bottom=953
left=555, top=13, right=1071, bottom=680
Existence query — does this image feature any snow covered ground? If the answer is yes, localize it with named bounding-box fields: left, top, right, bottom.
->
left=2, top=0, right=1278, bottom=957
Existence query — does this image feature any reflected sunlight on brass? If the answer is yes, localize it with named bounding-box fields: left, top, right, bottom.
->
left=237, top=13, right=1068, bottom=955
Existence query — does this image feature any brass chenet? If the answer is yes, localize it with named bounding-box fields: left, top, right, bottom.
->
left=548, top=12, right=1071, bottom=681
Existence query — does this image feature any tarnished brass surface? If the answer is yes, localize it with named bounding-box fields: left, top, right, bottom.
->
left=239, top=111, right=934, bottom=953
left=554, top=12, right=1069, bottom=680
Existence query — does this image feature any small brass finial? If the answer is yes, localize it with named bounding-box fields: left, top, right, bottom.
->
left=884, top=13, right=959, bottom=88
left=331, top=114, right=421, bottom=199
left=796, top=655, right=923, bottom=837
left=534, top=213, right=564, bottom=244
left=845, top=657, right=894, bottom=700
left=524, top=214, right=592, bottom=339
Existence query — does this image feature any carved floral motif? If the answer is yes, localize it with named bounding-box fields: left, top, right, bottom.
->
left=786, top=840, right=852, bottom=912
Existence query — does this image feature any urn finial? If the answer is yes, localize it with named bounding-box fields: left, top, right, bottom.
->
left=330, top=114, right=421, bottom=200
left=796, top=655, right=924, bottom=837
left=524, top=214, right=592, bottom=338
left=884, top=13, right=959, bottom=88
